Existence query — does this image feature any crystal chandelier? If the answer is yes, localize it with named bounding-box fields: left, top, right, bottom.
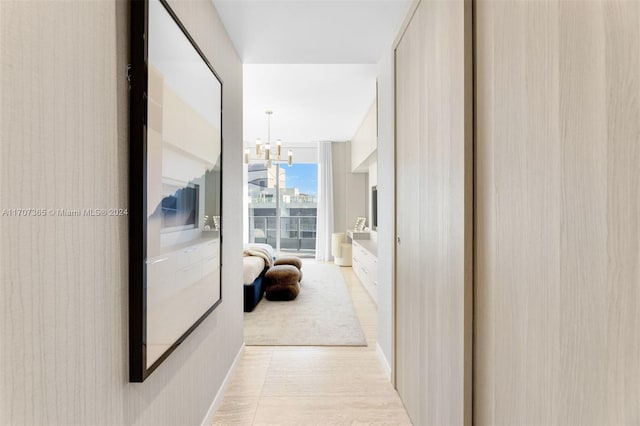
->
left=244, top=110, right=292, bottom=167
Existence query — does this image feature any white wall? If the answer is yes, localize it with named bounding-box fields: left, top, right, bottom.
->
left=375, top=48, right=395, bottom=377
left=332, top=142, right=366, bottom=237
left=0, top=1, right=244, bottom=424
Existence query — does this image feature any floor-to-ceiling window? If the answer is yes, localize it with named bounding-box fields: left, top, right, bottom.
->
left=247, top=162, right=317, bottom=256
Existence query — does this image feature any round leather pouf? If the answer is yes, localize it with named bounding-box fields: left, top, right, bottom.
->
left=264, top=264, right=300, bottom=301
left=273, top=256, right=303, bottom=282
left=274, top=256, right=302, bottom=270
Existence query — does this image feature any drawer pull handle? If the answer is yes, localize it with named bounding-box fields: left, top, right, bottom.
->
left=147, top=257, right=169, bottom=265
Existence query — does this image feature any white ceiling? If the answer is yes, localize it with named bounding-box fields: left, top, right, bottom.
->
left=212, top=0, right=412, bottom=64
left=212, top=0, right=412, bottom=144
left=243, top=64, right=377, bottom=144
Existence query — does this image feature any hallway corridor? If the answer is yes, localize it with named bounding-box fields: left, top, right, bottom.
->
left=212, top=267, right=411, bottom=425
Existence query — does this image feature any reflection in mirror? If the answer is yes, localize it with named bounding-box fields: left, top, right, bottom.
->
left=143, top=0, right=222, bottom=369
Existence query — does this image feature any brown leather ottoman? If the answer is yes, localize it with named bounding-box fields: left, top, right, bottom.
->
left=264, top=265, right=300, bottom=301
left=274, top=256, right=303, bottom=282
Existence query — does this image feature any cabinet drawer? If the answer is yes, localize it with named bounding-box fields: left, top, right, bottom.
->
left=201, top=239, right=219, bottom=258
left=364, top=257, right=377, bottom=278
left=352, top=241, right=361, bottom=254
left=176, top=262, right=202, bottom=288
left=175, top=244, right=203, bottom=270
left=147, top=255, right=174, bottom=284
left=359, top=247, right=370, bottom=259
left=146, top=255, right=175, bottom=305
left=351, top=243, right=364, bottom=264
left=350, top=242, right=378, bottom=303
left=202, top=254, right=218, bottom=276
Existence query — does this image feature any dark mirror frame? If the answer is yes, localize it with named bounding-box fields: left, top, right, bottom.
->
left=129, top=0, right=223, bottom=382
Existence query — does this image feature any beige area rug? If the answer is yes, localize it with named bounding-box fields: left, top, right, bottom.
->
left=244, top=261, right=367, bottom=346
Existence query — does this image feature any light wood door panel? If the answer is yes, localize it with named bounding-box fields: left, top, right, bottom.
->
left=475, top=1, right=640, bottom=424
left=395, top=6, right=422, bottom=420
left=394, top=1, right=473, bottom=424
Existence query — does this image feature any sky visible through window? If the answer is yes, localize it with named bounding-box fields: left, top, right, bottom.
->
left=285, top=163, right=318, bottom=195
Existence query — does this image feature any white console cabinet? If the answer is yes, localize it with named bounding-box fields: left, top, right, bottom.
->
left=146, top=237, right=220, bottom=306
left=351, top=238, right=377, bottom=304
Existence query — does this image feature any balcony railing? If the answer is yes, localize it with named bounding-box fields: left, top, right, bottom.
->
left=248, top=215, right=316, bottom=253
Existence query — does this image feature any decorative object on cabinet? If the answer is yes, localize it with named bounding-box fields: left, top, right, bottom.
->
left=354, top=217, right=367, bottom=232
left=129, top=0, right=223, bottom=382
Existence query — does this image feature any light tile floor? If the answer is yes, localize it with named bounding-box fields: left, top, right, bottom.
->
left=212, top=266, right=412, bottom=425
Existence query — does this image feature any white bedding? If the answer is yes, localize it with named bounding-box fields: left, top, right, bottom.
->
left=243, top=256, right=265, bottom=285
left=243, top=243, right=275, bottom=259
left=242, top=244, right=275, bottom=285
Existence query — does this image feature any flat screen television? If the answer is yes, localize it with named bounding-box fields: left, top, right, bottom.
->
left=161, top=182, right=199, bottom=230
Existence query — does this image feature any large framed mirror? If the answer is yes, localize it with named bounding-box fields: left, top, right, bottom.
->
left=129, top=0, right=223, bottom=382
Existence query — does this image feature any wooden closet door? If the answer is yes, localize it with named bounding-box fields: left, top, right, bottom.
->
left=394, top=1, right=473, bottom=424
left=395, top=4, right=422, bottom=420
left=474, top=1, right=640, bottom=424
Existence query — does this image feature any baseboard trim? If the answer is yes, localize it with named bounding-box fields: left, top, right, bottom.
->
left=201, top=343, right=245, bottom=426
left=376, top=342, right=392, bottom=380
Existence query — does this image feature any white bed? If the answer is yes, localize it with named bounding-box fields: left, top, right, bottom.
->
left=242, top=244, right=274, bottom=285
left=242, top=244, right=275, bottom=312
left=243, top=243, right=275, bottom=259
left=243, top=256, right=265, bottom=285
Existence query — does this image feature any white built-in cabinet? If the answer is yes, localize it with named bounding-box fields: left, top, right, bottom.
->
left=145, top=236, right=220, bottom=365
left=351, top=100, right=377, bottom=172
left=351, top=238, right=377, bottom=304
left=348, top=95, right=378, bottom=304
left=146, top=237, right=220, bottom=307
